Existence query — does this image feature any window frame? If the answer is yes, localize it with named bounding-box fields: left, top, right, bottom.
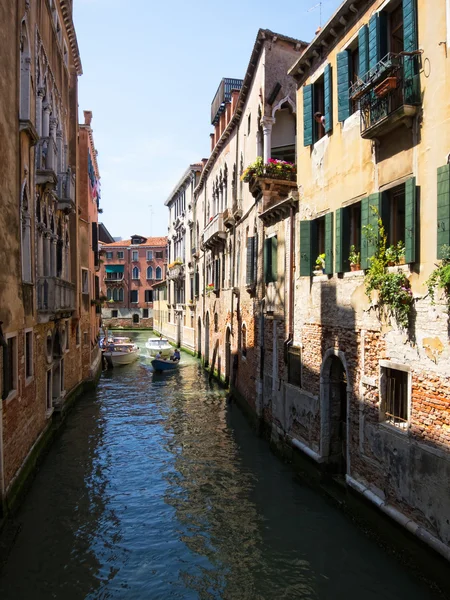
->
left=24, top=328, right=34, bottom=384
left=130, top=290, right=139, bottom=303
left=105, top=251, right=113, bottom=259
left=81, top=268, right=89, bottom=294
left=132, top=250, right=139, bottom=261
left=146, top=250, right=153, bottom=261
left=379, top=360, right=411, bottom=431
left=117, top=251, right=124, bottom=259
left=4, top=332, right=18, bottom=401
left=132, top=266, right=140, bottom=280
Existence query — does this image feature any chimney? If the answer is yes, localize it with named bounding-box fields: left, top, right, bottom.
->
left=225, top=102, right=232, bottom=126
left=84, top=110, right=93, bottom=126
left=231, top=89, right=240, bottom=115
left=210, top=133, right=215, bottom=152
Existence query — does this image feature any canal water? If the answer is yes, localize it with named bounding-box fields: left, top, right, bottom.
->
left=0, top=331, right=445, bottom=599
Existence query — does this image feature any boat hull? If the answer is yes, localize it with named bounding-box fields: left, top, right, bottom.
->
left=151, top=358, right=179, bottom=372
left=145, top=340, right=172, bottom=357
left=104, top=350, right=140, bottom=366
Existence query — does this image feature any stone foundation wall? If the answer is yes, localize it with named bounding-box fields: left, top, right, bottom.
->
left=103, top=317, right=153, bottom=330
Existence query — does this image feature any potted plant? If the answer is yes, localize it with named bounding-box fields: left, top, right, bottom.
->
left=206, top=283, right=215, bottom=293
left=396, top=241, right=406, bottom=265
left=314, top=253, right=326, bottom=275
left=385, top=245, right=397, bottom=266
left=349, top=245, right=361, bottom=271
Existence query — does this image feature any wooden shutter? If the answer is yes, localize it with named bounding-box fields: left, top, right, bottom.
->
left=437, top=165, right=450, bottom=258
left=92, top=222, right=99, bottom=267
left=264, top=238, right=271, bottom=283
left=246, top=237, right=255, bottom=285
left=358, top=25, right=369, bottom=78
left=368, top=12, right=388, bottom=69
left=214, top=258, right=220, bottom=289
left=299, top=220, right=312, bottom=276
left=324, top=64, right=333, bottom=134
left=325, top=212, right=334, bottom=274
left=337, top=51, right=351, bottom=122
left=360, top=197, right=369, bottom=269
left=303, top=84, right=314, bottom=146
left=335, top=208, right=343, bottom=272
left=405, top=177, right=416, bottom=263
left=403, top=0, right=418, bottom=100
left=271, top=236, right=278, bottom=282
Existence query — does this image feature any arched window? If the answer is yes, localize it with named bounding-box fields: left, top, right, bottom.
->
left=112, top=288, right=118, bottom=301
left=21, top=183, right=32, bottom=283
left=20, top=21, right=31, bottom=121
left=146, top=266, right=153, bottom=280
left=241, top=323, right=247, bottom=358
left=156, top=266, right=162, bottom=280
left=118, top=287, right=124, bottom=302
left=132, top=266, right=139, bottom=279
left=107, top=288, right=112, bottom=301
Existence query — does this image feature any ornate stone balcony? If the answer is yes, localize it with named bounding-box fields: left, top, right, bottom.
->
left=57, top=169, right=76, bottom=213
left=36, top=137, right=58, bottom=185
left=222, top=207, right=235, bottom=228
left=37, top=276, right=75, bottom=320
left=202, top=213, right=226, bottom=249
left=168, top=263, right=184, bottom=280
left=251, top=177, right=298, bottom=225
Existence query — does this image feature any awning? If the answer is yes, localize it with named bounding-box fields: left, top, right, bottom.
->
left=105, top=265, right=124, bottom=273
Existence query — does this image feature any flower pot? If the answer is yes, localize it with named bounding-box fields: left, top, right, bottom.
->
left=397, top=256, right=405, bottom=265
left=313, top=270, right=324, bottom=276
left=387, top=261, right=396, bottom=267
left=350, top=263, right=361, bottom=271
left=374, top=77, right=397, bottom=98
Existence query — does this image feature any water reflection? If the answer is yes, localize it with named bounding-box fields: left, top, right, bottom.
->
left=0, top=331, right=445, bottom=599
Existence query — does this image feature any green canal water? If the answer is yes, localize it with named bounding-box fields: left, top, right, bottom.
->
left=0, top=331, right=446, bottom=599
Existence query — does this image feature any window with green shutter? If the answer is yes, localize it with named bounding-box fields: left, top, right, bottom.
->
left=299, top=220, right=312, bottom=276
left=337, top=51, right=351, bottom=123
left=437, top=165, right=450, bottom=259
left=336, top=203, right=361, bottom=272
left=404, top=177, right=416, bottom=263
left=358, top=25, right=369, bottom=78
left=368, top=12, right=388, bottom=69
left=361, top=195, right=382, bottom=269
left=303, top=84, right=313, bottom=146
left=246, top=236, right=255, bottom=285
left=324, top=64, right=333, bottom=134
left=324, top=212, right=333, bottom=274
left=264, top=236, right=277, bottom=283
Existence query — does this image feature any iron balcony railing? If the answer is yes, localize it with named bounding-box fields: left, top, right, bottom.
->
left=357, top=53, right=421, bottom=136
left=105, top=274, right=124, bottom=281
left=349, top=53, right=403, bottom=100
left=211, top=78, right=243, bottom=125
left=37, top=276, right=75, bottom=313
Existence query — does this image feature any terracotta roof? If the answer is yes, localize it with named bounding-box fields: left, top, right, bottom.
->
left=102, top=236, right=168, bottom=248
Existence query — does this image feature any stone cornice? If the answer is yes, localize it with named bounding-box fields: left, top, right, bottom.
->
left=60, top=0, right=82, bottom=75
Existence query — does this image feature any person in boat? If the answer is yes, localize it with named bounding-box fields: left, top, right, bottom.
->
left=155, top=351, right=162, bottom=359
left=172, top=349, right=180, bottom=361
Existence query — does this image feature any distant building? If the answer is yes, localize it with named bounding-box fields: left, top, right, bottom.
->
left=100, top=235, right=168, bottom=328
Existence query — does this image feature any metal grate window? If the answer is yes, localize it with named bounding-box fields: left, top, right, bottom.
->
left=288, top=346, right=302, bottom=388
left=382, top=367, right=409, bottom=428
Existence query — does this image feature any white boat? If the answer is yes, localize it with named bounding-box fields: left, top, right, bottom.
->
left=102, top=337, right=140, bottom=367
left=145, top=337, right=172, bottom=358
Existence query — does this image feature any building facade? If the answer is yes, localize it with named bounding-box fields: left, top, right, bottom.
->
left=0, top=0, right=101, bottom=516
left=192, top=29, right=306, bottom=412
left=100, top=236, right=168, bottom=329
left=162, top=163, right=204, bottom=350
left=283, top=0, right=449, bottom=560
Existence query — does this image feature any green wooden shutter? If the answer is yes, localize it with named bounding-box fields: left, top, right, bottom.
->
left=264, top=238, right=270, bottom=283
left=368, top=12, right=388, bottom=69
left=246, top=237, right=255, bottom=285
left=300, top=220, right=312, bottom=276
left=403, top=0, right=418, bottom=101
left=437, top=165, right=450, bottom=259
left=404, top=177, right=416, bottom=263
left=303, top=84, right=313, bottom=146
left=358, top=25, right=369, bottom=78
left=335, top=208, right=343, bottom=272
left=360, top=197, right=369, bottom=269
left=324, top=64, right=333, bottom=134
left=367, top=193, right=381, bottom=265
left=337, top=51, right=351, bottom=122
left=325, top=212, right=334, bottom=274
left=271, top=236, right=278, bottom=282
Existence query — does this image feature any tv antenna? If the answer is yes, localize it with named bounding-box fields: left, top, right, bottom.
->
left=307, top=1, right=322, bottom=29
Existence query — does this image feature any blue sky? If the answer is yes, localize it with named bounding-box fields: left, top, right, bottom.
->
left=74, top=0, right=342, bottom=239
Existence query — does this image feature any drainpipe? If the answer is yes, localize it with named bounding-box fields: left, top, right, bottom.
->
left=284, top=205, right=295, bottom=362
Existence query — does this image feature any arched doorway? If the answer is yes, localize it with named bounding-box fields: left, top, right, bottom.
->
left=133, top=313, right=140, bottom=324
left=197, top=317, right=202, bottom=359
left=204, top=312, right=210, bottom=367
left=320, top=351, right=348, bottom=474
left=225, top=327, right=231, bottom=385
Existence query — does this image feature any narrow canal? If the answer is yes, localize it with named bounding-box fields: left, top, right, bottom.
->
left=0, top=332, right=445, bottom=599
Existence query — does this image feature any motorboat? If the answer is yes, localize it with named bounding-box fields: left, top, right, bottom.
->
left=102, top=336, right=140, bottom=367
left=151, top=357, right=180, bottom=372
left=145, top=336, right=172, bottom=358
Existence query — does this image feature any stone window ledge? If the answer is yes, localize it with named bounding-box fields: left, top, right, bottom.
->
left=312, top=274, right=329, bottom=282
left=343, top=270, right=364, bottom=278
left=386, top=264, right=411, bottom=274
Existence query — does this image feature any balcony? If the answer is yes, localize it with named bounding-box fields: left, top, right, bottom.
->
left=350, top=53, right=421, bottom=140
left=202, top=213, right=226, bottom=249
left=57, top=169, right=76, bottom=213
left=104, top=274, right=124, bottom=282
left=222, top=207, right=235, bottom=228
left=211, top=78, right=243, bottom=125
left=167, top=263, right=184, bottom=280
left=37, top=277, right=75, bottom=319
left=36, top=137, right=58, bottom=185
left=232, top=199, right=243, bottom=221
